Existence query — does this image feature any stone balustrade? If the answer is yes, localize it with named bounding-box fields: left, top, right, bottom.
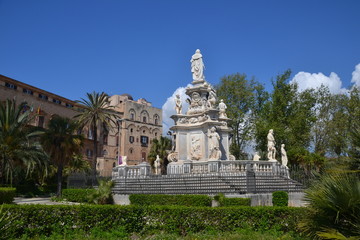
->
left=112, top=160, right=289, bottom=180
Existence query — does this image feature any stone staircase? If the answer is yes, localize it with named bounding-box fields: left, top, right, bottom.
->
left=112, top=173, right=303, bottom=195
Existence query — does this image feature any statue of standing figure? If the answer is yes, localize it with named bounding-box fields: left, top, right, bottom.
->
left=218, top=99, right=227, bottom=118
left=175, top=94, right=182, bottom=114
left=154, top=155, right=161, bottom=174
left=190, top=49, right=205, bottom=81
left=208, top=127, right=221, bottom=160
left=281, top=144, right=288, bottom=167
left=267, top=129, right=276, bottom=161
left=207, top=89, right=217, bottom=108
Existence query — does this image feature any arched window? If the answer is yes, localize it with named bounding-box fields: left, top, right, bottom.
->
left=129, top=109, right=136, bottom=121
left=154, top=114, right=160, bottom=125
left=112, top=162, right=116, bottom=168
left=143, top=116, right=147, bottom=123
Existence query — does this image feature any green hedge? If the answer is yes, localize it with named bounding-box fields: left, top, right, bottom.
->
left=129, top=194, right=212, bottom=207
left=221, top=197, right=251, bottom=206
left=62, top=189, right=96, bottom=203
left=0, top=187, right=16, bottom=204
left=272, top=191, right=289, bottom=207
left=214, top=193, right=251, bottom=206
left=1, top=205, right=305, bottom=238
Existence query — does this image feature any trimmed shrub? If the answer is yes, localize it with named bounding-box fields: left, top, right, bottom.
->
left=222, top=198, right=251, bottom=206
left=1, top=205, right=305, bottom=238
left=129, top=194, right=212, bottom=207
left=62, top=189, right=96, bottom=203
left=272, top=191, right=288, bottom=206
left=214, top=193, right=251, bottom=206
left=0, top=188, right=16, bottom=204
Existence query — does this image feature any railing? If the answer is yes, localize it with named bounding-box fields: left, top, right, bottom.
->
left=112, top=160, right=290, bottom=180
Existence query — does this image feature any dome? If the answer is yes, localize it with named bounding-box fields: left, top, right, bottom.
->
left=120, top=93, right=133, bottom=100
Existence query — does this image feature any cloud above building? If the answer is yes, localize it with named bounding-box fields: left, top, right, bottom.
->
left=162, top=85, right=191, bottom=135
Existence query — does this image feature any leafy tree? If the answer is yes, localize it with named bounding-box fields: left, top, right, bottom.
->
left=0, top=99, right=48, bottom=186
left=311, top=86, right=335, bottom=156
left=148, top=136, right=172, bottom=174
left=64, top=154, right=91, bottom=175
left=75, top=92, right=119, bottom=183
left=254, top=70, right=317, bottom=165
left=215, top=73, right=265, bottom=159
left=41, top=116, right=83, bottom=196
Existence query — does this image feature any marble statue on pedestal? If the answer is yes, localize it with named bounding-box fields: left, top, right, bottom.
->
left=267, top=129, right=276, bottom=161
left=281, top=144, right=288, bottom=167
left=219, top=99, right=227, bottom=118
left=190, top=49, right=205, bottom=81
left=208, top=127, right=221, bottom=160
left=253, top=152, right=261, bottom=161
left=154, top=155, right=161, bottom=174
left=175, top=94, right=182, bottom=114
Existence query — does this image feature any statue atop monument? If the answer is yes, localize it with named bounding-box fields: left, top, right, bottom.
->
left=175, top=94, right=182, bottom=114
left=190, top=49, right=205, bottom=82
left=218, top=99, right=227, bottom=118
left=267, top=129, right=276, bottom=161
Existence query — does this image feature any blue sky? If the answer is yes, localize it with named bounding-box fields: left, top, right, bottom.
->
left=1, top=0, right=360, bottom=112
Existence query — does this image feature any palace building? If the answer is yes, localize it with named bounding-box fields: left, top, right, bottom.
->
left=0, top=74, right=162, bottom=176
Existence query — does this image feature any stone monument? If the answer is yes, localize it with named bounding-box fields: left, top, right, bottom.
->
left=167, top=49, right=232, bottom=174
left=112, top=50, right=295, bottom=195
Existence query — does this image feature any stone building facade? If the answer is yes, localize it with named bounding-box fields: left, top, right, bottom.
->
left=97, top=94, right=162, bottom=175
left=0, top=74, right=163, bottom=176
left=0, top=74, right=97, bottom=160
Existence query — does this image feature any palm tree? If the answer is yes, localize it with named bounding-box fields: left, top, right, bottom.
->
left=41, top=116, right=83, bottom=196
left=75, top=92, right=118, bottom=183
left=300, top=172, right=360, bottom=239
left=148, top=136, right=172, bottom=174
left=0, top=99, right=48, bottom=186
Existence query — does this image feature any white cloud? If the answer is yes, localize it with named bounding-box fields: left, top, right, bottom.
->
left=290, top=71, right=346, bottom=94
left=161, top=85, right=191, bottom=135
left=351, top=63, right=360, bottom=87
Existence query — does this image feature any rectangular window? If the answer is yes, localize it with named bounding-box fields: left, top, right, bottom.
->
left=22, top=88, right=33, bottom=95
left=103, top=134, right=108, bottom=145
left=130, top=113, right=134, bottom=120
left=65, top=103, right=74, bottom=108
left=52, top=99, right=61, bottom=104
left=38, top=93, right=48, bottom=100
left=5, top=82, right=17, bottom=90
left=86, top=149, right=93, bottom=158
left=88, top=129, right=93, bottom=140
left=38, top=116, right=45, bottom=128
left=129, top=136, right=134, bottom=143
left=141, top=136, right=148, bottom=147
